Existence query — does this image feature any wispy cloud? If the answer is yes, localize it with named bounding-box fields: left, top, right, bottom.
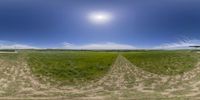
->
left=2, top=40, right=199, bottom=50
left=62, top=42, right=136, bottom=50
left=154, top=39, right=200, bottom=49
left=0, top=40, right=39, bottom=49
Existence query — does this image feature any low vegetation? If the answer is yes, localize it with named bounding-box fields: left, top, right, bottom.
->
left=123, top=51, right=199, bottom=75
left=0, top=49, right=15, bottom=52
left=27, top=51, right=117, bottom=84
left=0, top=53, right=19, bottom=60
left=1, top=50, right=200, bottom=99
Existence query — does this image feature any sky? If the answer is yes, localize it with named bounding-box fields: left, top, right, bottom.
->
left=0, top=0, right=200, bottom=49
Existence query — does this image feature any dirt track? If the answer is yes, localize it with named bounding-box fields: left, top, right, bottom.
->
left=0, top=54, right=200, bottom=99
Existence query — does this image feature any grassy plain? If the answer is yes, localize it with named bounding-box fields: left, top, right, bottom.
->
left=1, top=50, right=200, bottom=99
left=0, top=53, right=19, bottom=60
left=123, top=51, right=199, bottom=75
left=27, top=51, right=117, bottom=84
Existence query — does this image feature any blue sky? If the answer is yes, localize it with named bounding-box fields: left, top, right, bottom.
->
left=0, top=0, right=200, bottom=49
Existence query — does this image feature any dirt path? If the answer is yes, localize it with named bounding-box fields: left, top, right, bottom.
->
left=84, top=54, right=200, bottom=98
left=1, top=54, right=200, bottom=99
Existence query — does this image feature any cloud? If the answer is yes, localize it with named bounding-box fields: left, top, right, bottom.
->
left=0, top=40, right=39, bottom=49
left=62, top=42, right=136, bottom=50
left=154, top=39, right=200, bottom=49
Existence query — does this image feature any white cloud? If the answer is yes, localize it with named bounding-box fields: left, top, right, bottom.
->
left=0, top=40, right=39, bottom=49
left=62, top=42, right=136, bottom=50
left=154, top=39, right=200, bottom=49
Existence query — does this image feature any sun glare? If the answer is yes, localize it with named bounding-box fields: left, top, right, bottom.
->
left=88, top=12, right=112, bottom=24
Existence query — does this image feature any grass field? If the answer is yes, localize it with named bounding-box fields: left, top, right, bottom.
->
left=123, top=51, right=199, bottom=75
left=27, top=51, right=117, bottom=84
left=1, top=50, right=200, bottom=99
left=0, top=53, right=19, bottom=60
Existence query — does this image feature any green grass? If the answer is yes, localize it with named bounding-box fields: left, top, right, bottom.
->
left=0, top=53, right=19, bottom=60
left=123, top=51, right=199, bottom=75
left=3, top=50, right=198, bottom=84
left=27, top=51, right=117, bottom=84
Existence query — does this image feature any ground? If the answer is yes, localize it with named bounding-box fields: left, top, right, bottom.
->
left=0, top=51, right=200, bottom=99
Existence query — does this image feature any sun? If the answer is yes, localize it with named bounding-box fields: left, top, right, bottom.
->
left=88, top=12, right=112, bottom=24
